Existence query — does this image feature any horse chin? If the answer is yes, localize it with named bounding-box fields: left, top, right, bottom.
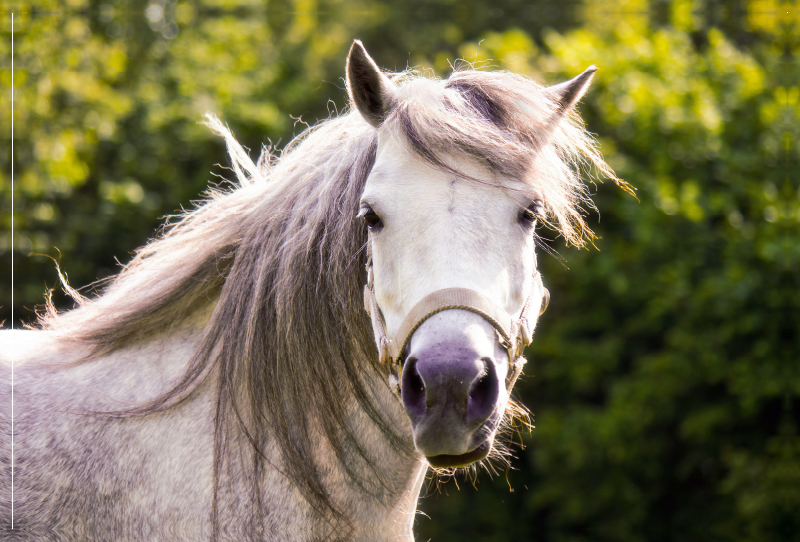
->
left=425, top=439, right=492, bottom=469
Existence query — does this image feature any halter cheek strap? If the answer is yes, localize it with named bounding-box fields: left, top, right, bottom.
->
left=363, top=257, right=549, bottom=396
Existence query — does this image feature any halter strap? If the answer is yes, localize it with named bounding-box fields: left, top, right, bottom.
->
left=390, top=287, right=518, bottom=362
left=363, top=256, right=549, bottom=395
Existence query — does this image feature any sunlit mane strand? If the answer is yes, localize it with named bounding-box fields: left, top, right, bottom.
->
left=37, top=66, right=618, bottom=538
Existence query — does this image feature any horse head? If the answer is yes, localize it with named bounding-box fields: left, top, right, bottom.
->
left=346, top=41, right=597, bottom=468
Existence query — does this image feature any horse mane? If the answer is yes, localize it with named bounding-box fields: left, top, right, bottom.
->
left=38, top=66, right=617, bottom=537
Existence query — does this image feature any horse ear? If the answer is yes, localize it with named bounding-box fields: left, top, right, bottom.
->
left=346, top=40, right=397, bottom=128
left=548, top=65, right=598, bottom=115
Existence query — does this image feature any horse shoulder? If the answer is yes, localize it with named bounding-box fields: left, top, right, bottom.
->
left=2, top=327, right=217, bottom=539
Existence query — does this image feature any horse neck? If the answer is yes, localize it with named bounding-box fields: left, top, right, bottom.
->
left=125, top=307, right=427, bottom=538
left=41, top=303, right=427, bottom=538
left=38, top=306, right=215, bottom=411
left=247, top=358, right=427, bottom=539
left=308, top=367, right=426, bottom=538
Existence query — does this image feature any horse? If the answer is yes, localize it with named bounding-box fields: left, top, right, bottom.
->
left=0, top=41, right=618, bottom=541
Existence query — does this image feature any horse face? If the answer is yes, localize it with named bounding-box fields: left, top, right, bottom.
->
left=343, top=40, right=608, bottom=468
left=359, top=133, right=544, bottom=467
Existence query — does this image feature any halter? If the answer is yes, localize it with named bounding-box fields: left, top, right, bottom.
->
left=363, top=254, right=549, bottom=397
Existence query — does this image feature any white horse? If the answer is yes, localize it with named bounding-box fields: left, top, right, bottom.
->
left=0, top=41, right=617, bottom=541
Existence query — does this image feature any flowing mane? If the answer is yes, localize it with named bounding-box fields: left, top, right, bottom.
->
left=37, top=67, right=617, bottom=535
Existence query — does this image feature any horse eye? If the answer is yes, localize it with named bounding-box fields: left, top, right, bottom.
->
left=520, top=200, right=544, bottom=226
left=358, top=203, right=383, bottom=231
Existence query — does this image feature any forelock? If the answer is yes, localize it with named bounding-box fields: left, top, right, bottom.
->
left=380, top=69, right=614, bottom=246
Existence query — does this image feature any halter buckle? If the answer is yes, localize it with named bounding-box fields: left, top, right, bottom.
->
left=519, top=318, right=532, bottom=347
left=378, top=337, right=392, bottom=365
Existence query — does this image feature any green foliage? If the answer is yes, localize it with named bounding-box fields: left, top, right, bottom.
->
left=2, top=1, right=798, bottom=540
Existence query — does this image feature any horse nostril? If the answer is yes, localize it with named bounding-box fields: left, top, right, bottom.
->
left=401, top=357, right=426, bottom=422
left=466, top=357, right=499, bottom=424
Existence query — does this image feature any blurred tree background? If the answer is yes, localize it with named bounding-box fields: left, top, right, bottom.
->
left=1, top=0, right=798, bottom=540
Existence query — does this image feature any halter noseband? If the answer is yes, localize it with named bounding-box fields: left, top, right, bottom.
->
left=363, top=255, right=549, bottom=397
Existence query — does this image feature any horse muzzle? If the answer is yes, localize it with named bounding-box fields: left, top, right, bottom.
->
left=400, top=310, right=508, bottom=466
